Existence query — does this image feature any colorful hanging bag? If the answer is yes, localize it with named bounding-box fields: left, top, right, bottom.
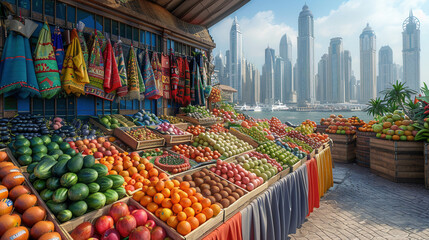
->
left=176, top=57, right=185, bottom=104
left=142, top=49, right=160, bottom=100
left=190, top=58, right=197, bottom=103
left=184, top=58, right=191, bottom=106
left=33, top=22, right=61, bottom=99
left=61, top=29, right=89, bottom=96
left=77, top=21, right=88, bottom=68
left=52, top=27, right=64, bottom=72
left=161, top=54, right=171, bottom=99
left=114, top=40, right=128, bottom=97
left=151, top=52, right=163, bottom=99
left=126, top=46, right=142, bottom=100
left=103, top=38, right=121, bottom=93
left=170, top=53, right=179, bottom=100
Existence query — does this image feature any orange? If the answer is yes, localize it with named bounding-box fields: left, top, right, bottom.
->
left=132, top=191, right=145, bottom=202
left=155, top=181, right=165, bottom=192
left=177, top=221, right=192, bottom=236
left=124, top=161, right=133, bottom=169
left=128, top=167, right=138, bottom=176
left=137, top=163, right=146, bottom=171
left=119, top=171, right=129, bottom=178
left=142, top=179, right=151, bottom=186
left=146, top=187, right=157, bottom=197
left=113, top=165, right=123, bottom=172
left=180, top=181, right=190, bottom=190
left=155, top=208, right=163, bottom=218
left=192, top=202, right=202, bottom=214
left=195, top=193, right=204, bottom=201
left=140, top=170, right=149, bottom=179
left=149, top=168, right=159, bottom=177
left=140, top=196, right=152, bottom=207
left=171, top=193, right=181, bottom=204
left=202, top=207, right=214, bottom=219
left=167, top=216, right=179, bottom=228
left=145, top=162, right=154, bottom=171
left=172, top=203, right=183, bottom=214
left=159, top=172, right=168, bottom=180
left=196, top=213, right=207, bottom=224
left=392, top=135, right=400, bottom=141
left=147, top=202, right=158, bottom=213
left=189, top=196, right=198, bottom=204
left=210, top=204, right=221, bottom=216
left=172, top=179, right=180, bottom=187
left=183, top=207, right=195, bottom=218
left=161, top=198, right=173, bottom=208
left=177, top=211, right=187, bottom=221
left=160, top=208, right=173, bottom=221
left=187, top=217, right=199, bottom=230
left=134, top=182, right=143, bottom=189
left=165, top=180, right=174, bottom=190
left=201, top=198, right=211, bottom=208
left=153, top=193, right=165, bottom=204
left=109, top=170, right=118, bottom=175
left=180, top=198, right=192, bottom=208
left=178, top=191, right=188, bottom=199
left=161, top=188, right=171, bottom=198
left=184, top=188, right=194, bottom=197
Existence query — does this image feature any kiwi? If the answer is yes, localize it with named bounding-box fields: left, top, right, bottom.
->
left=221, top=180, right=228, bottom=187
left=211, top=186, right=220, bottom=194
left=229, top=185, right=237, bottom=191
left=189, top=181, right=196, bottom=188
left=194, top=178, right=204, bottom=186
left=192, top=172, right=201, bottom=178
left=202, top=189, right=211, bottom=197
left=223, top=187, right=232, bottom=195
left=203, top=176, right=211, bottom=182
left=220, top=199, right=230, bottom=208
left=183, top=175, right=193, bottom=181
left=216, top=183, right=224, bottom=190
left=219, top=190, right=228, bottom=198
left=200, top=184, right=210, bottom=190
left=213, top=193, right=222, bottom=202
left=208, top=196, right=216, bottom=204
left=195, top=187, right=201, bottom=193
left=235, top=189, right=244, bottom=197
left=231, top=192, right=240, bottom=200
left=227, top=196, right=236, bottom=204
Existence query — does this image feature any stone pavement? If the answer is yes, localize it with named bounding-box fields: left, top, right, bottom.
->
left=289, top=163, right=429, bottom=240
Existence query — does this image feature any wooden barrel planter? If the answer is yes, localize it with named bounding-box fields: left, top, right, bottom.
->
left=425, top=143, right=429, bottom=189
left=370, top=138, right=424, bottom=183
left=355, top=131, right=376, bottom=168
left=328, top=134, right=356, bottom=163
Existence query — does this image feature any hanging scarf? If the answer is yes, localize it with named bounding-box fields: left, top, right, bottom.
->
left=114, top=41, right=128, bottom=97
left=142, top=50, right=159, bottom=100
left=170, top=53, right=179, bottom=100
left=0, top=30, right=40, bottom=98
left=176, top=57, right=185, bottom=104
left=77, top=21, right=88, bottom=68
left=126, top=46, right=141, bottom=100
left=52, top=27, right=64, bottom=72
left=184, top=58, right=191, bottom=106
left=198, top=52, right=212, bottom=98
left=191, top=58, right=204, bottom=105
left=190, top=58, right=197, bottom=103
left=34, top=22, right=61, bottom=99
left=103, top=39, right=121, bottom=93
left=151, top=52, right=163, bottom=99
left=161, top=54, right=171, bottom=99
left=61, top=29, right=89, bottom=96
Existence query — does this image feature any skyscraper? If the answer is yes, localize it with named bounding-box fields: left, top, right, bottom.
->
left=214, top=52, right=227, bottom=85
left=253, top=67, right=261, bottom=104
left=317, top=54, right=328, bottom=103
left=393, top=63, right=403, bottom=83
left=229, top=17, right=243, bottom=102
left=280, top=34, right=293, bottom=103
left=261, top=47, right=275, bottom=104
left=350, top=73, right=358, bottom=101
left=328, top=37, right=345, bottom=103
left=275, top=57, right=285, bottom=101
left=297, top=4, right=315, bottom=105
left=402, top=10, right=420, bottom=93
left=344, top=50, right=352, bottom=102
left=378, top=46, right=394, bottom=96
left=359, top=23, right=377, bottom=103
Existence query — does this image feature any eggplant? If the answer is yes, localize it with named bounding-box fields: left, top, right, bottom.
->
left=90, top=129, right=96, bottom=135
left=82, top=124, right=89, bottom=130
left=82, top=129, right=89, bottom=136
left=69, top=132, right=76, bottom=137
left=1, top=136, right=9, bottom=142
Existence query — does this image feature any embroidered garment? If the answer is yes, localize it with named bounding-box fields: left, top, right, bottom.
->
left=170, top=53, right=179, bottom=100
left=191, top=58, right=204, bottom=105
left=198, top=53, right=212, bottom=98
left=126, top=46, right=141, bottom=100
left=52, top=27, right=64, bottom=72
left=114, top=41, right=128, bottom=97
left=33, top=22, right=61, bottom=99
left=77, top=21, right=88, bottom=68
left=151, top=52, right=163, bottom=99
left=0, top=31, right=40, bottom=98
left=161, top=54, right=171, bottom=99
left=184, top=58, right=191, bottom=106
left=176, top=57, right=185, bottom=104
left=61, top=29, right=89, bottom=96
left=103, top=39, right=121, bottom=93
left=142, top=50, right=159, bottom=100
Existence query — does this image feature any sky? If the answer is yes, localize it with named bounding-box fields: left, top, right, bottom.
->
left=209, top=0, right=429, bottom=85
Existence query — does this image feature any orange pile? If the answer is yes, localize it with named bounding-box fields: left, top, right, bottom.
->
left=171, top=145, right=220, bottom=163
left=307, top=133, right=330, bottom=143
left=133, top=179, right=221, bottom=236
left=186, top=125, right=206, bottom=136
left=358, top=120, right=378, bottom=132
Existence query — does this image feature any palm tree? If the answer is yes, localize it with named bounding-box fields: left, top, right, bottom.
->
left=364, top=98, right=388, bottom=117
left=381, top=81, right=417, bottom=117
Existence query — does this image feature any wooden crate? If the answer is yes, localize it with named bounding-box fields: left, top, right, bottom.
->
left=291, top=159, right=302, bottom=172
left=229, top=128, right=260, bottom=148
left=424, top=143, right=429, bottom=189
left=278, top=167, right=291, bottom=178
left=356, top=131, right=376, bottom=167
left=89, top=117, right=114, bottom=135
left=370, top=138, right=424, bottom=183
left=329, top=134, right=356, bottom=163
left=176, top=114, right=218, bottom=127
left=174, top=122, right=189, bottom=130
left=158, top=131, right=193, bottom=145
left=113, top=127, right=165, bottom=150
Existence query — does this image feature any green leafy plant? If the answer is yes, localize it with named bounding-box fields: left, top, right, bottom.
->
left=364, top=98, right=388, bottom=117
left=381, top=81, right=417, bottom=117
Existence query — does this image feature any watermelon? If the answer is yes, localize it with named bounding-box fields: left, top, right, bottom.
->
left=34, top=158, right=57, bottom=179
left=40, top=135, right=51, bottom=145
left=17, top=155, right=32, bottom=166
left=52, top=188, right=68, bottom=203
left=106, top=175, right=125, bottom=189
left=32, top=145, right=48, bottom=155
left=48, top=149, right=63, bottom=160
left=69, top=201, right=88, bottom=217
left=96, top=177, right=113, bottom=192
left=40, top=189, right=54, bottom=201
left=64, top=148, right=77, bottom=156
left=46, top=200, right=67, bottom=215
left=83, top=155, right=95, bottom=168
left=67, top=154, right=83, bottom=172
left=13, top=139, right=30, bottom=149
left=46, top=177, right=61, bottom=190
left=114, top=187, right=127, bottom=199
left=33, top=179, right=46, bottom=191
left=68, top=183, right=89, bottom=201
left=77, top=168, right=98, bottom=184
left=32, top=153, right=46, bottom=162
left=60, top=173, right=78, bottom=187
left=103, top=189, right=118, bottom=205
left=15, top=135, right=25, bottom=140
left=59, top=142, right=70, bottom=151
left=16, top=146, right=32, bottom=156
left=51, top=135, right=63, bottom=144
left=41, top=155, right=56, bottom=162
left=28, top=173, right=37, bottom=182
left=88, top=183, right=100, bottom=194
left=52, top=159, right=69, bottom=177
left=57, top=209, right=72, bottom=223
left=26, top=162, right=38, bottom=174
left=91, top=164, right=108, bottom=177
left=30, top=137, right=43, bottom=147
left=47, top=142, right=60, bottom=151
left=57, top=154, right=72, bottom=162
left=85, top=192, right=106, bottom=210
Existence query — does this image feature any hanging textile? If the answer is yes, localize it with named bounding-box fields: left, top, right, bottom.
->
left=33, top=22, right=61, bottom=99
left=141, top=49, right=159, bottom=100
left=0, top=30, right=40, bottom=98
left=176, top=57, right=185, bottom=104
left=126, top=46, right=142, bottom=100
left=198, top=52, right=212, bottom=98
left=61, top=29, right=89, bottom=96
left=161, top=54, right=171, bottom=99
left=184, top=58, right=191, bottom=106
left=77, top=21, right=88, bottom=68
left=170, top=53, right=179, bottom=100
left=114, top=40, right=128, bottom=97
left=190, top=57, right=196, bottom=103
left=191, top=58, right=204, bottom=105
left=52, top=27, right=64, bottom=72
left=103, top=39, right=121, bottom=93
left=150, top=52, right=163, bottom=99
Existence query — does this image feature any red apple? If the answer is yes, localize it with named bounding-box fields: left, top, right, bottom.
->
left=104, top=151, right=112, bottom=156
left=144, top=219, right=156, bottom=230
left=70, top=222, right=95, bottom=240
left=117, top=215, right=136, bottom=237
left=98, top=147, right=106, bottom=152
left=84, top=148, right=93, bottom=155
left=128, top=205, right=137, bottom=212
left=93, top=152, right=103, bottom=159
left=151, top=226, right=167, bottom=240
left=109, top=202, right=129, bottom=222
left=111, top=150, right=119, bottom=155
left=91, top=139, right=98, bottom=144
left=68, top=142, right=76, bottom=148
left=129, top=226, right=151, bottom=240
left=109, top=146, right=116, bottom=151
left=103, top=141, right=111, bottom=148
left=95, top=216, right=114, bottom=235
left=101, top=228, right=121, bottom=240
left=131, top=209, right=148, bottom=226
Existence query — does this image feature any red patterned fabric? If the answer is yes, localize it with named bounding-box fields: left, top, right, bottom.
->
left=161, top=54, right=171, bottom=99
left=103, top=39, right=121, bottom=93
left=170, top=54, right=179, bottom=101
left=306, top=157, right=320, bottom=216
left=203, top=212, right=243, bottom=240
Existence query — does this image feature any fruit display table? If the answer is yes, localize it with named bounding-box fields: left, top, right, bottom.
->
left=328, top=134, right=356, bottom=163
left=113, top=127, right=165, bottom=150
left=355, top=131, right=376, bottom=167
left=370, top=138, right=424, bottom=183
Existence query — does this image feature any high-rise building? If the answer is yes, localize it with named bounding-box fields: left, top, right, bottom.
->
left=344, top=50, right=352, bottom=102
left=214, top=52, right=227, bottom=85
left=229, top=17, right=243, bottom=102
left=297, top=4, right=315, bottom=105
left=359, top=23, right=377, bottom=103
left=253, top=67, right=261, bottom=104
left=328, top=37, right=345, bottom=103
left=393, top=63, right=403, bottom=83
left=280, top=34, right=293, bottom=103
left=350, top=73, right=358, bottom=101
left=317, top=54, right=328, bottom=103
left=378, top=46, right=394, bottom=96
left=402, top=10, right=420, bottom=93
left=261, top=47, right=275, bottom=104
left=274, top=57, right=285, bottom=102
